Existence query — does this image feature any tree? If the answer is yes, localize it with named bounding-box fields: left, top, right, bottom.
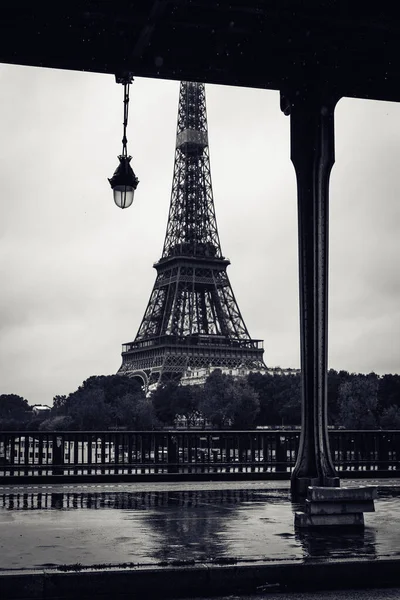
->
left=248, top=372, right=281, bottom=426
left=184, top=385, right=206, bottom=428
left=378, top=374, right=400, bottom=416
left=151, top=382, right=180, bottom=426
left=230, top=378, right=260, bottom=429
left=200, top=370, right=260, bottom=429
left=129, top=397, right=156, bottom=430
left=337, top=376, right=379, bottom=429
left=68, top=375, right=144, bottom=406
left=0, top=394, right=31, bottom=420
left=52, top=395, right=68, bottom=415
left=0, top=394, right=32, bottom=429
left=51, top=375, right=150, bottom=430
left=39, top=415, right=74, bottom=431
left=327, top=369, right=350, bottom=425
left=172, top=385, right=202, bottom=427
left=69, top=389, right=114, bottom=430
left=276, top=374, right=301, bottom=426
left=150, top=382, right=201, bottom=427
left=111, top=393, right=156, bottom=430
left=380, top=405, right=400, bottom=429
left=248, top=372, right=301, bottom=427
left=201, top=370, right=236, bottom=428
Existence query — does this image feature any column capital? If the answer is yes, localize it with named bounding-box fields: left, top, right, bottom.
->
left=280, top=86, right=341, bottom=117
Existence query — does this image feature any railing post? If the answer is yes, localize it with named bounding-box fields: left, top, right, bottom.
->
left=358, top=432, right=367, bottom=472
left=92, top=435, right=97, bottom=474
left=23, top=434, right=30, bottom=475
left=187, top=433, right=193, bottom=473
left=379, top=432, right=390, bottom=473
left=344, top=433, right=353, bottom=472
left=250, top=434, right=256, bottom=473
left=73, top=433, right=79, bottom=475
left=100, top=433, right=106, bottom=474
left=167, top=434, right=178, bottom=474
left=52, top=434, right=63, bottom=476
left=9, top=434, right=18, bottom=476
left=275, top=434, right=287, bottom=473
left=0, top=433, right=5, bottom=469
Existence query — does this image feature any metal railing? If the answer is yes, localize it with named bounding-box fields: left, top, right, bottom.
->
left=0, top=430, right=399, bottom=482
left=123, top=335, right=264, bottom=353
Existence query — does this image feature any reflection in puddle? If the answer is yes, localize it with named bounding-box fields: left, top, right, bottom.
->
left=1, top=489, right=285, bottom=511
left=295, top=527, right=377, bottom=559
left=0, top=487, right=399, bottom=569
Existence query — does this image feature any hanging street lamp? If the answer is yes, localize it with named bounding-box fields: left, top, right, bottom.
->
left=108, top=73, right=139, bottom=209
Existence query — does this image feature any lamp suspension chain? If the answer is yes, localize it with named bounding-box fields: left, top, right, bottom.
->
left=122, top=82, right=130, bottom=158
left=108, top=72, right=138, bottom=209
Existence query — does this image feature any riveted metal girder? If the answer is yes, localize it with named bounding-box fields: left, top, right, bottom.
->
left=119, top=82, right=266, bottom=384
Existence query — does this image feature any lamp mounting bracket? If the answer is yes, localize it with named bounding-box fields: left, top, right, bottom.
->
left=115, top=72, right=134, bottom=85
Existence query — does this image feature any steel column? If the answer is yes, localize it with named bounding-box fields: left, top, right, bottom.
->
left=281, top=87, right=341, bottom=496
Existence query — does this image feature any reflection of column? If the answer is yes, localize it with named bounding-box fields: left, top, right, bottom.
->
left=294, top=523, right=377, bottom=560
left=290, top=495, right=377, bottom=559
left=280, top=88, right=340, bottom=497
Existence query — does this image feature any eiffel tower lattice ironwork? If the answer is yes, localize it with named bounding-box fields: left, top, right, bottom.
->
left=118, top=81, right=266, bottom=388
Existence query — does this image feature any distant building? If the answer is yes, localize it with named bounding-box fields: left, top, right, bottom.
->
left=31, top=404, right=51, bottom=416
left=266, top=367, right=300, bottom=377
left=180, top=365, right=300, bottom=386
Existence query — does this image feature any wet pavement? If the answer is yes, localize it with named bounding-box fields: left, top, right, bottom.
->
left=0, top=479, right=400, bottom=571
left=173, top=591, right=400, bottom=600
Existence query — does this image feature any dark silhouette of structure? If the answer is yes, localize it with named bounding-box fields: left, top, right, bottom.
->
left=118, top=82, right=266, bottom=389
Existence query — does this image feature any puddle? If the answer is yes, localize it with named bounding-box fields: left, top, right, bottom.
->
left=0, top=486, right=399, bottom=570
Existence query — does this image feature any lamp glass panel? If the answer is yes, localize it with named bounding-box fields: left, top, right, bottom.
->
left=113, top=185, right=134, bottom=209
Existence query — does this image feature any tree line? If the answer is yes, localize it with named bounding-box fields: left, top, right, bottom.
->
left=1, top=369, right=400, bottom=431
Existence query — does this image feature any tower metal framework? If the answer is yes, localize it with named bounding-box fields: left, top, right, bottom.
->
left=118, top=81, right=266, bottom=389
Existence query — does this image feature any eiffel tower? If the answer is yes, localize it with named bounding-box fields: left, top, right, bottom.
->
left=118, top=81, right=266, bottom=389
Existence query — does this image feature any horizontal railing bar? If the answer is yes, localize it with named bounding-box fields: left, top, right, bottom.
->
left=1, top=429, right=399, bottom=434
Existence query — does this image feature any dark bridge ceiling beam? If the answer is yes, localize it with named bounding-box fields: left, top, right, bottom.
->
left=1, top=3, right=400, bottom=103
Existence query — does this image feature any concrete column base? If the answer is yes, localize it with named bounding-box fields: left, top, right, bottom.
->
left=295, top=512, right=365, bottom=528
left=294, top=485, right=377, bottom=529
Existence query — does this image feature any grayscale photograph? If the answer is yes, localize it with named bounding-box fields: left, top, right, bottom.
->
left=1, top=4, right=400, bottom=600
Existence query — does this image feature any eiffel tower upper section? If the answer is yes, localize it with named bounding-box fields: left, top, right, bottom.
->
left=118, top=81, right=266, bottom=388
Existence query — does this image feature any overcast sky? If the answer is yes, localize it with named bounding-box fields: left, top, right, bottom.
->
left=1, top=63, right=399, bottom=406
